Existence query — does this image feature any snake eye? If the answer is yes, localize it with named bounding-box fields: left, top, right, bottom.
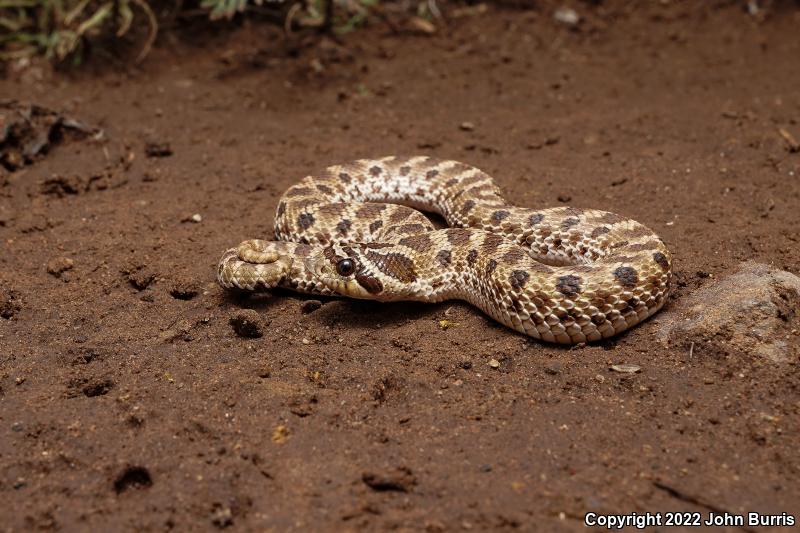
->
left=336, top=258, right=356, bottom=277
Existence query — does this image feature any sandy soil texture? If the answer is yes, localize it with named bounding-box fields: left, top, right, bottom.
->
left=1, top=2, right=799, bottom=531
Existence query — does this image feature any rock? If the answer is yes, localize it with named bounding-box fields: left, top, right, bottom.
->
left=459, top=121, right=475, bottom=131
left=610, top=364, right=641, bottom=374
left=657, top=262, right=800, bottom=363
left=229, top=310, right=264, bottom=338
left=300, top=299, right=322, bottom=314
left=553, top=7, right=580, bottom=26
left=46, top=256, right=74, bottom=277
left=488, top=358, right=500, bottom=369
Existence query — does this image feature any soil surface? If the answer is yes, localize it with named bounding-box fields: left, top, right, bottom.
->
left=2, top=2, right=800, bottom=531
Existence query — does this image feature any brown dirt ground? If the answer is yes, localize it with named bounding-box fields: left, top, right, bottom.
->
left=2, top=2, right=800, bottom=531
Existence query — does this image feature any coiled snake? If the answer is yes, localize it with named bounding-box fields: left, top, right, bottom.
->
left=217, top=156, right=672, bottom=344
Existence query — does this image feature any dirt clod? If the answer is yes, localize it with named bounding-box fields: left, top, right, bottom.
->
left=126, top=265, right=158, bottom=290
left=300, top=299, right=323, bottom=313
left=169, top=280, right=199, bottom=300
left=229, top=310, right=264, bottom=338
left=0, top=286, right=21, bottom=318
left=362, top=466, right=416, bottom=492
left=46, top=256, right=74, bottom=277
left=144, top=141, right=173, bottom=158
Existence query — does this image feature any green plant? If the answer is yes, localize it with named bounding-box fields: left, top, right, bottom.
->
left=0, top=0, right=157, bottom=62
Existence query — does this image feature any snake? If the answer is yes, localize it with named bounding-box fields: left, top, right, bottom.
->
left=217, top=156, right=672, bottom=344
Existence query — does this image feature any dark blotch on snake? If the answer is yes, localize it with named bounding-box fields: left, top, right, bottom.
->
left=436, top=250, right=452, bottom=266
left=481, top=233, right=504, bottom=255
left=298, top=213, right=315, bottom=230
left=356, top=204, right=386, bottom=218
left=501, top=248, right=527, bottom=264
left=491, top=210, right=510, bottom=222
left=396, top=223, right=428, bottom=235
left=369, top=220, right=383, bottom=234
left=446, top=228, right=471, bottom=245
left=339, top=172, right=352, bottom=183
left=426, top=170, right=439, bottom=179
left=597, top=212, right=624, bottom=224
left=628, top=241, right=660, bottom=251
left=561, top=217, right=580, bottom=230
left=355, top=272, right=384, bottom=294
left=337, top=219, right=352, bottom=235
left=591, top=226, right=611, bottom=238
left=466, top=249, right=478, bottom=266
left=369, top=166, right=383, bottom=177
left=653, top=251, right=670, bottom=271
left=486, top=259, right=498, bottom=274
left=556, top=275, right=583, bottom=296
left=365, top=251, right=417, bottom=283
left=510, top=270, right=530, bottom=290
left=389, top=208, right=414, bottom=223
left=461, top=199, right=476, bottom=214
left=399, top=234, right=433, bottom=253
left=528, top=213, right=544, bottom=226
left=613, top=266, right=639, bottom=288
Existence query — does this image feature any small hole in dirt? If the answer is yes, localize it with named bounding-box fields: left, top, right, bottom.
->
left=114, top=466, right=153, bottom=494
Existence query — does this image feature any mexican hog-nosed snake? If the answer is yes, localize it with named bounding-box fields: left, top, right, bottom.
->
left=218, top=156, right=672, bottom=344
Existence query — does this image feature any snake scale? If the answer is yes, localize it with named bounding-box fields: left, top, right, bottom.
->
left=217, top=156, right=672, bottom=344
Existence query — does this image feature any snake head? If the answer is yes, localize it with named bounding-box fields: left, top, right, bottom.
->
left=306, top=243, right=409, bottom=301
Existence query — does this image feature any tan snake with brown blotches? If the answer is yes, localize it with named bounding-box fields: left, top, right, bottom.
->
left=218, top=156, right=672, bottom=344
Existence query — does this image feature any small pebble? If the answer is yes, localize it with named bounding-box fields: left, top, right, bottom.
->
left=300, top=300, right=322, bottom=313
left=488, top=358, right=500, bottom=369
left=46, top=256, right=74, bottom=277
left=611, top=363, right=641, bottom=374
left=459, top=121, right=475, bottom=131
left=302, top=337, right=312, bottom=345
left=11, top=422, right=23, bottom=432
left=229, top=310, right=264, bottom=338
left=553, top=7, right=580, bottom=26
left=191, top=213, right=202, bottom=223
left=210, top=506, right=233, bottom=528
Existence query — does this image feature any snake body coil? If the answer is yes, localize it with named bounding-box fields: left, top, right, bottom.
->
left=218, top=156, right=672, bottom=344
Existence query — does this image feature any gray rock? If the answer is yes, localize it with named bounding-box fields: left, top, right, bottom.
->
left=657, top=262, right=800, bottom=363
